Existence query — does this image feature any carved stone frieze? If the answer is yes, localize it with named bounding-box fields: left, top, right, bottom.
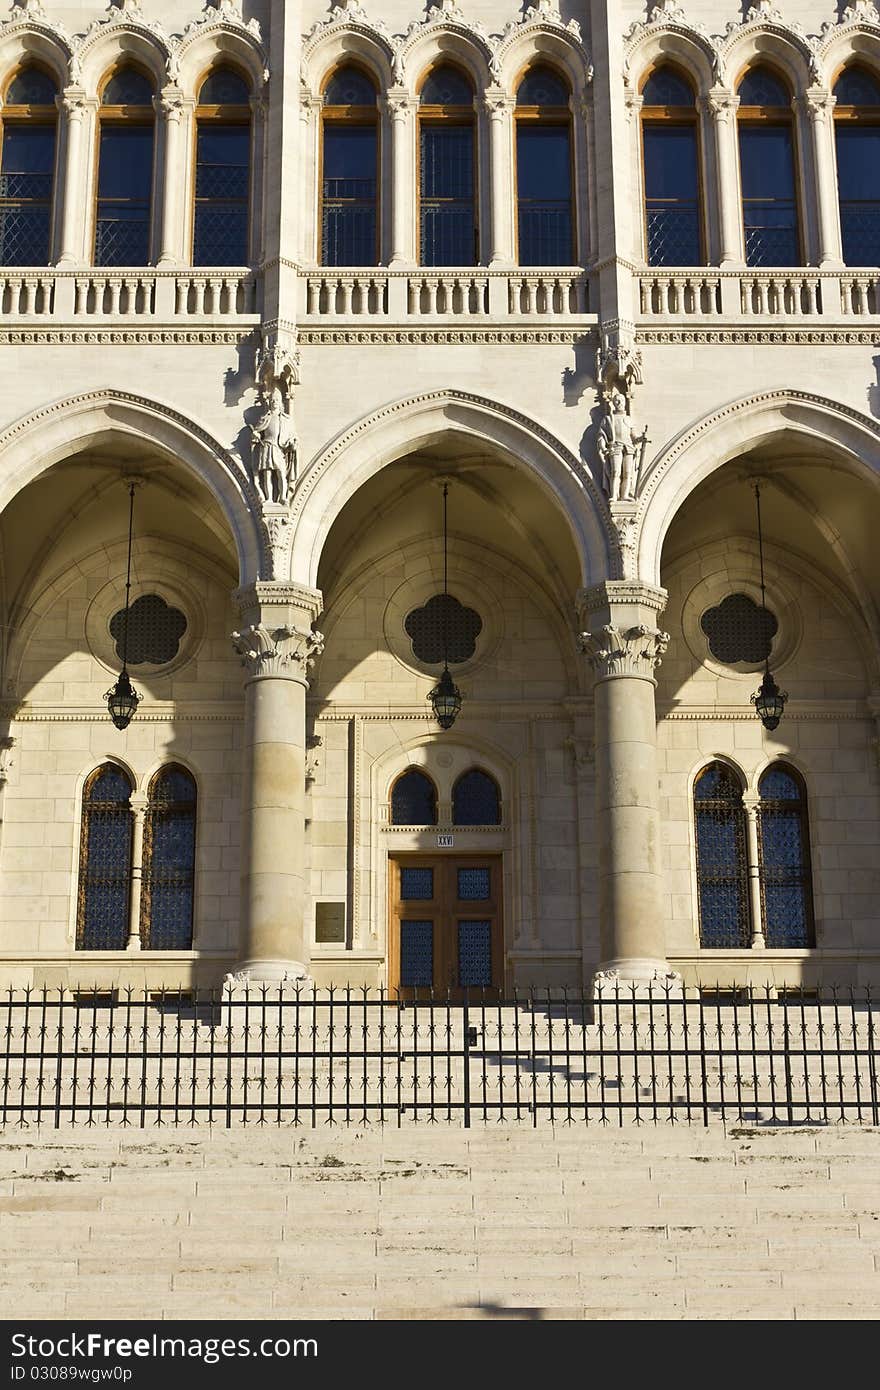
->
left=231, top=623, right=325, bottom=680
left=578, top=623, right=669, bottom=681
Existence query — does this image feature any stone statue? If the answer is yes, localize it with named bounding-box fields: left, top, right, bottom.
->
left=250, top=387, right=297, bottom=505
left=597, top=391, right=648, bottom=502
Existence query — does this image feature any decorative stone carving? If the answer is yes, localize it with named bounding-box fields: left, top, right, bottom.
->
left=609, top=503, right=639, bottom=580
left=578, top=623, right=669, bottom=680
left=0, top=737, right=14, bottom=785
left=564, top=734, right=593, bottom=770
left=595, top=321, right=642, bottom=406
left=597, top=392, right=649, bottom=502
left=231, top=623, right=325, bottom=680
left=250, top=388, right=297, bottom=505
left=255, top=335, right=300, bottom=406
left=840, top=0, right=880, bottom=21
left=305, top=735, right=323, bottom=784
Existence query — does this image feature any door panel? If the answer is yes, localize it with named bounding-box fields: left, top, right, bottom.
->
left=389, top=854, right=503, bottom=997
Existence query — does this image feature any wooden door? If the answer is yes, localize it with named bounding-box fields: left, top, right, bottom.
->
left=388, top=854, right=503, bottom=998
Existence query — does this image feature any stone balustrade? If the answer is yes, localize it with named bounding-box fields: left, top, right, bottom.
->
left=299, top=267, right=591, bottom=322
left=0, top=268, right=260, bottom=323
left=638, top=268, right=880, bottom=320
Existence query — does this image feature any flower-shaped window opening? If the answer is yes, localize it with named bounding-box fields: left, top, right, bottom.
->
left=405, top=594, right=482, bottom=665
left=110, top=593, right=187, bottom=667
left=700, top=593, right=778, bottom=665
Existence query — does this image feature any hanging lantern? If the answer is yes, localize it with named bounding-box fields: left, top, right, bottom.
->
left=751, top=663, right=787, bottom=732
left=750, top=482, right=786, bottom=732
left=429, top=664, right=462, bottom=731
left=105, top=481, right=142, bottom=730
left=428, top=481, right=462, bottom=730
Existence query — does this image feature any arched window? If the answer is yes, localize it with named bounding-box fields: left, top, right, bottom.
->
left=321, top=64, right=378, bottom=265
left=694, top=762, right=750, bottom=948
left=452, top=769, right=501, bottom=826
left=515, top=64, right=573, bottom=265
left=76, top=764, right=134, bottom=950
left=419, top=64, right=476, bottom=265
left=391, top=769, right=438, bottom=825
left=737, top=65, right=800, bottom=267
left=640, top=64, right=702, bottom=266
left=0, top=65, right=58, bottom=265
left=95, top=65, right=156, bottom=265
left=833, top=64, right=880, bottom=267
left=758, top=764, right=814, bottom=948
left=193, top=66, right=251, bottom=265
left=141, top=765, right=197, bottom=950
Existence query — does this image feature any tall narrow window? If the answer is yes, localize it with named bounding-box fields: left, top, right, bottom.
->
left=0, top=65, right=58, bottom=265
left=95, top=65, right=155, bottom=266
left=193, top=66, right=251, bottom=265
left=141, top=765, right=197, bottom=950
left=76, top=764, right=134, bottom=951
left=391, top=769, right=438, bottom=826
left=321, top=65, right=378, bottom=265
left=515, top=65, right=572, bottom=265
left=419, top=64, right=476, bottom=265
left=694, top=762, right=750, bottom=948
left=453, top=769, right=501, bottom=826
left=758, top=764, right=814, bottom=948
left=737, top=66, right=800, bottom=267
left=641, top=65, right=701, bottom=265
left=833, top=64, right=880, bottom=267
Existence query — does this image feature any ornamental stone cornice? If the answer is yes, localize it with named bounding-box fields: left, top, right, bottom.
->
left=230, top=622, right=324, bottom=681
left=235, top=581, right=323, bottom=623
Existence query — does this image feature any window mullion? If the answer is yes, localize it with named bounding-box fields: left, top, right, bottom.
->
left=128, top=795, right=149, bottom=951
left=742, top=793, right=766, bottom=950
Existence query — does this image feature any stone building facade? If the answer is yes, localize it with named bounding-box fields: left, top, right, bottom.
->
left=0, top=0, right=877, bottom=994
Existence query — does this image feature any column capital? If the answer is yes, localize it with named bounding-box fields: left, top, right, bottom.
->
left=483, top=87, right=514, bottom=118
left=801, top=86, right=836, bottom=122
left=576, top=581, right=669, bottom=682
left=231, top=622, right=324, bottom=681
left=156, top=85, right=191, bottom=122
left=703, top=87, right=738, bottom=122
left=57, top=86, right=96, bottom=120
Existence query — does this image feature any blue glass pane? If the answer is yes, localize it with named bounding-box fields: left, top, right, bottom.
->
left=103, top=68, right=154, bottom=105
left=324, top=124, right=377, bottom=182
left=324, top=67, right=376, bottom=105
left=516, top=125, right=571, bottom=200
left=694, top=763, right=743, bottom=802
left=759, top=800, right=812, bottom=948
left=391, top=769, right=437, bottom=825
left=194, top=124, right=250, bottom=264
left=738, top=67, right=789, bottom=106
left=421, top=123, right=473, bottom=198
left=759, top=766, right=801, bottom=801
left=400, top=867, right=434, bottom=900
left=452, top=770, right=500, bottom=826
left=836, top=126, right=880, bottom=265
left=643, top=124, right=697, bottom=200
left=400, top=920, right=433, bottom=987
left=322, top=125, right=377, bottom=265
left=97, top=125, right=153, bottom=200
left=199, top=67, right=250, bottom=104
left=421, top=66, right=472, bottom=105
left=6, top=67, right=57, bottom=105
left=143, top=803, right=195, bottom=950
left=739, top=125, right=795, bottom=199
left=150, top=767, right=196, bottom=804
left=0, top=122, right=54, bottom=264
left=458, top=920, right=492, bottom=987
left=1, top=125, right=55, bottom=177
left=87, top=766, right=133, bottom=804
left=458, top=867, right=490, bottom=900
left=517, top=65, right=569, bottom=106
left=0, top=206, right=49, bottom=263
left=642, top=67, right=694, bottom=106
left=833, top=66, right=880, bottom=105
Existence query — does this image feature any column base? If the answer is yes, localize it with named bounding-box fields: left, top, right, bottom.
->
left=225, top=958, right=312, bottom=987
left=590, top=958, right=683, bottom=999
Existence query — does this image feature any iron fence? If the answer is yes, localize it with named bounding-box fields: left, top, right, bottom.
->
left=0, top=984, right=878, bottom=1128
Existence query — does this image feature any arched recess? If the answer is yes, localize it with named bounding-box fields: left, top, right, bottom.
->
left=396, top=29, right=494, bottom=99
left=624, top=30, right=719, bottom=100
left=75, top=23, right=170, bottom=99
left=637, top=391, right=880, bottom=586
left=0, top=21, right=73, bottom=91
left=717, top=25, right=817, bottom=95
left=301, top=24, right=395, bottom=99
left=0, top=389, right=264, bottom=585
left=496, top=27, right=592, bottom=99
left=174, top=22, right=267, bottom=101
left=289, top=389, right=611, bottom=589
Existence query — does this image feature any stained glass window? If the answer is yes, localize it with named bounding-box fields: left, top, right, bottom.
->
left=694, top=762, right=750, bottom=948
left=458, top=920, right=492, bottom=988
left=738, top=67, right=789, bottom=108
left=452, top=770, right=500, bottom=826
left=324, top=66, right=377, bottom=106
left=400, top=920, right=433, bottom=987
left=758, top=764, right=814, bottom=948
left=517, top=65, right=569, bottom=107
left=199, top=67, right=250, bottom=105
left=109, top=593, right=187, bottom=666
left=194, top=67, right=251, bottom=265
left=405, top=594, right=482, bottom=665
left=420, top=66, right=473, bottom=106
left=141, top=766, right=196, bottom=950
left=400, top=867, right=434, bottom=900
left=95, top=72, right=155, bottom=267
left=6, top=66, right=58, bottom=106
left=737, top=69, right=799, bottom=267
left=642, top=66, right=694, bottom=107
left=834, top=68, right=880, bottom=268
left=420, top=69, right=475, bottom=266
left=391, top=769, right=437, bottom=825
left=458, top=867, right=490, bottom=900
left=0, top=67, right=58, bottom=266
left=76, top=764, right=134, bottom=950
left=700, top=593, right=777, bottom=664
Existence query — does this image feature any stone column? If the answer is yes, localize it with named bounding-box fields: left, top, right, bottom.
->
left=742, top=792, right=766, bottom=950
left=803, top=88, right=843, bottom=268
left=386, top=88, right=416, bottom=265
left=577, top=582, right=675, bottom=986
left=156, top=87, right=190, bottom=265
left=56, top=88, right=94, bottom=265
left=126, top=795, right=148, bottom=951
left=484, top=89, right=514, bottom=265
left=231, top=583, right=323, bottom=981
left=706, top=88, right=742, bottom=266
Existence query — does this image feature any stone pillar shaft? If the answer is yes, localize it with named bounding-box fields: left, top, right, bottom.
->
left=157, top=88, right=190, bottom=265
left=804, top=90, right=843, bottom=267
left=578, top=582, right=673, bottom=984
left=126, top=797, right=147, bottom=951
left=387, top=91, right=415, bottom=264
left=707, top=90, right=742, bottom=266
left=232, top=584, right=323, bottom=981
left=56, top=90, right=93, bottom=265
left=485, top=91, right=513, bottom=265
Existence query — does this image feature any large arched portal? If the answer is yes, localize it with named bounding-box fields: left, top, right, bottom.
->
left=652, top=417, right=880, bottom=990
left=0, top=417, right=248, bottom=990
left=305, top=436, right=596, bottom=992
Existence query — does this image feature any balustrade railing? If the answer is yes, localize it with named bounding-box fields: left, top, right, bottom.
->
left=639, top=267, right=880, bottom=320
left=0, top=268, right=260, bottom=321
left=300, top=267, right=591, bottom=321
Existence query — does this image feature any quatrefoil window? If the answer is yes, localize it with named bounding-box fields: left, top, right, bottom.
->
left=700, top=593, right=778, bottom=665
left=404, top=594, right=482, bottom=665
left=110, top=593, right=187, bottom=667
